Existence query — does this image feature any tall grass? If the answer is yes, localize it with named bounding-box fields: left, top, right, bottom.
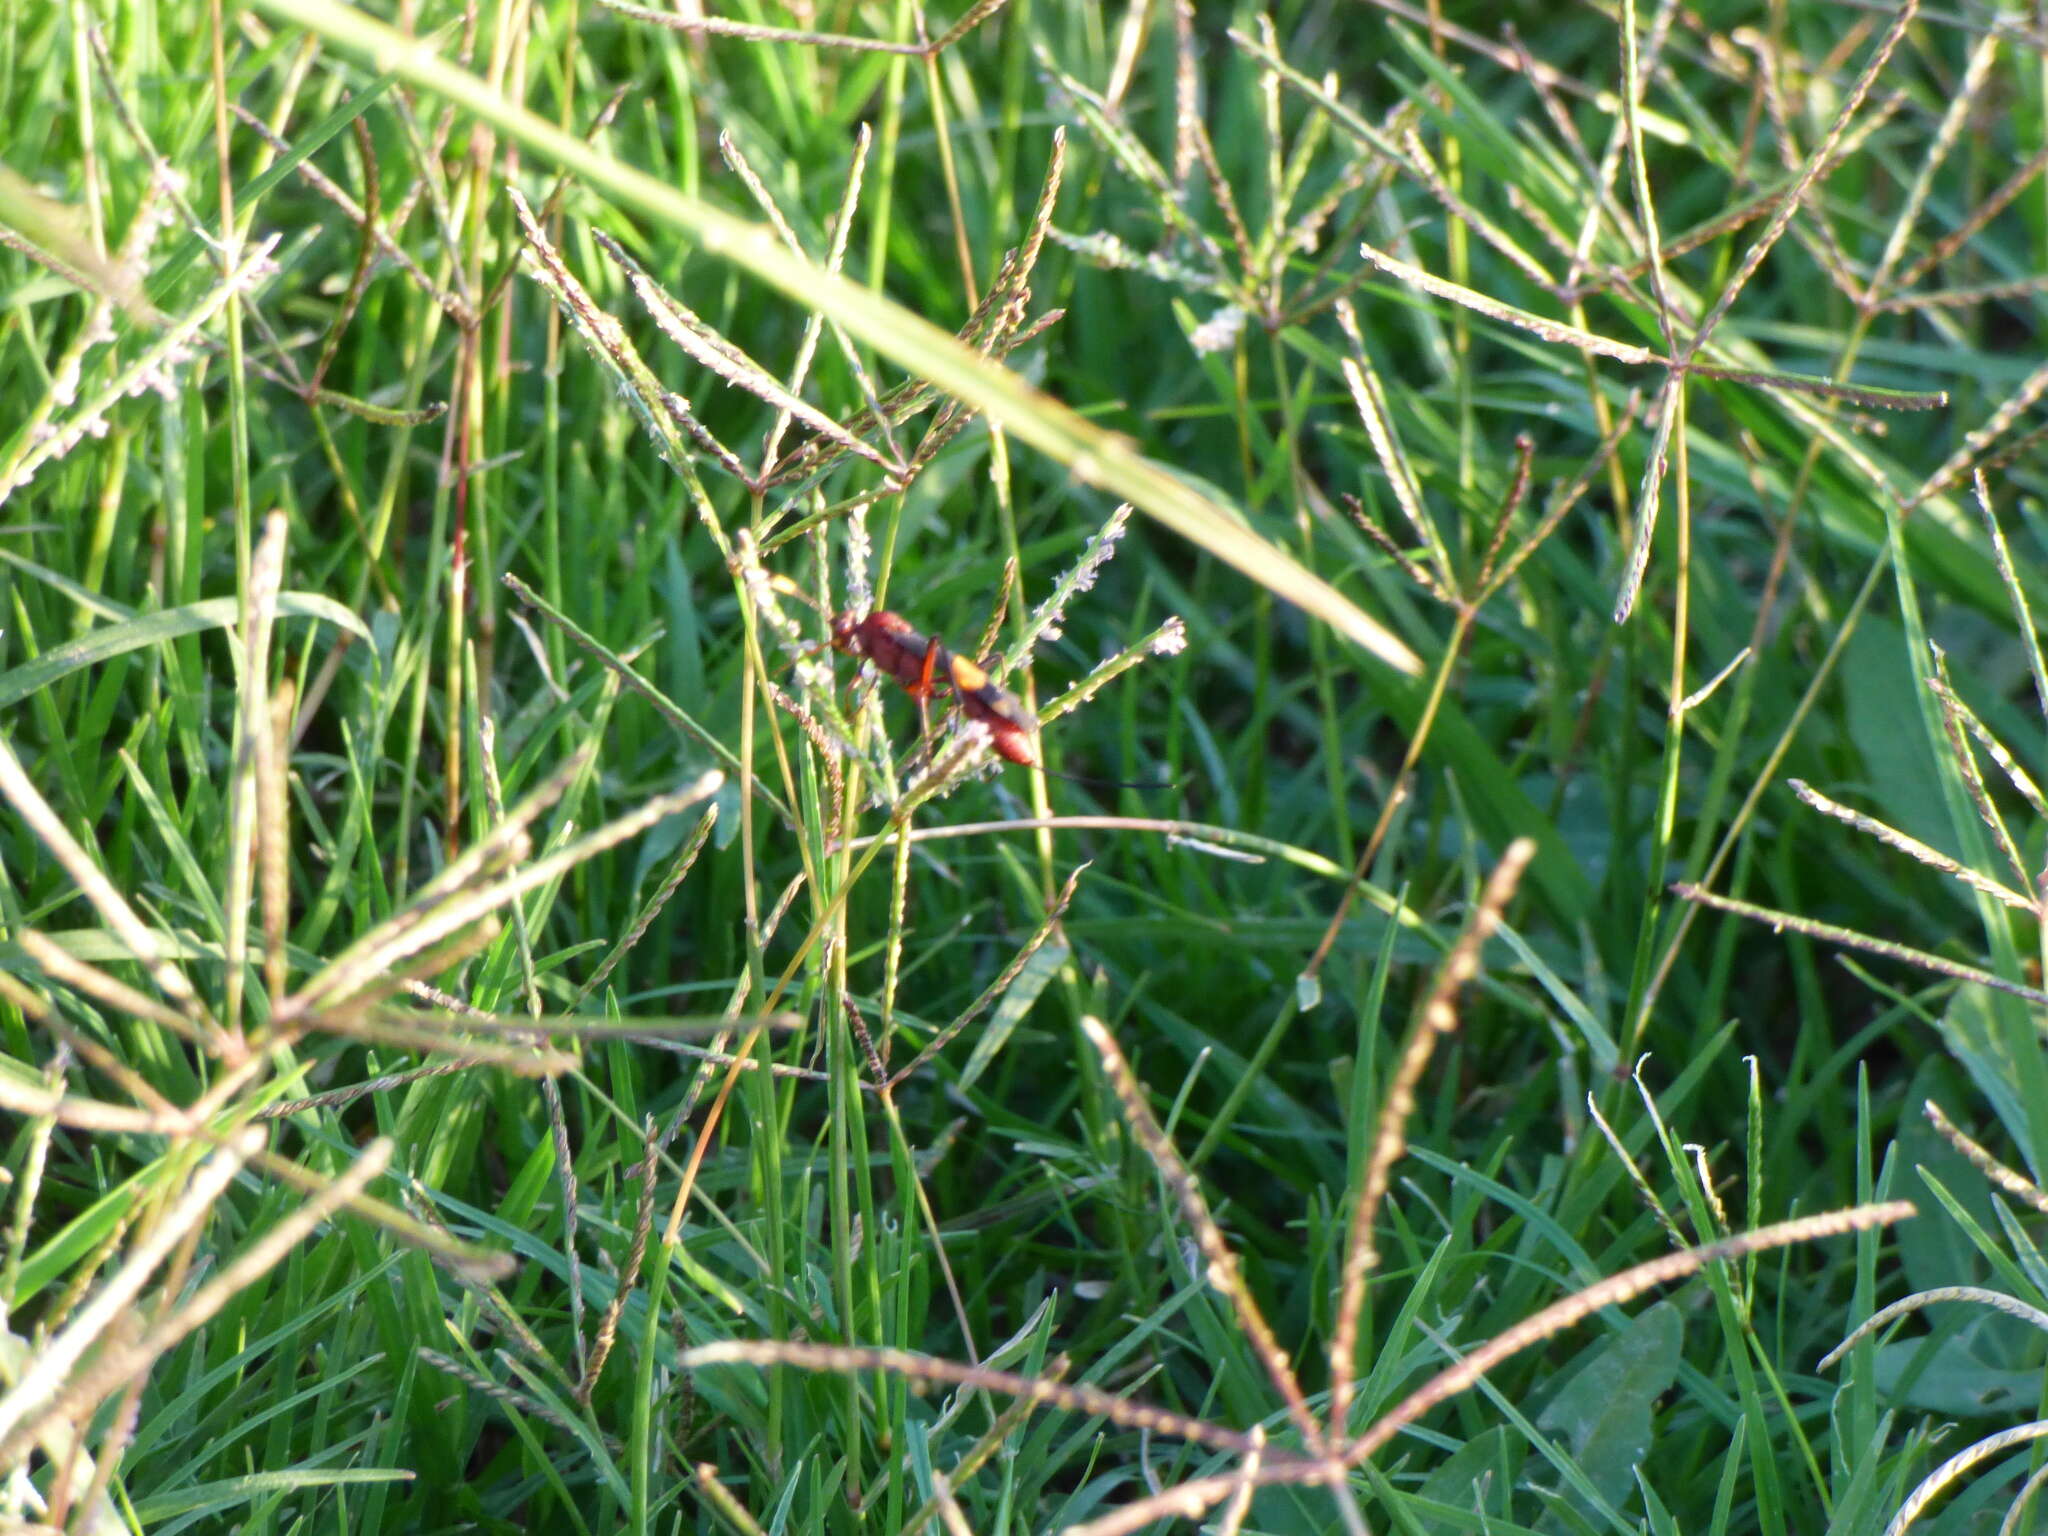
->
left=2, top=0, right=2045, bottom=1532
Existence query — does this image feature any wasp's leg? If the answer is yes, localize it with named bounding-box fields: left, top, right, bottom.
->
left=908, top=634, right=944, bottom=745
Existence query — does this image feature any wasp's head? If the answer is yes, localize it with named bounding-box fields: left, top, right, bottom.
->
left=829, top=610, right=864, bottom=655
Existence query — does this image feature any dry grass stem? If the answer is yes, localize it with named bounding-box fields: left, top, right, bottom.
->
left=1876, top=1421, right=2048, bottom=1536
left=1062, top=1474, right=1243, bottom=1536
left=0, top=736, right=213, bottom=1030
left=1345, top=1200, right=1916, bottom=1464
left=1329, top=837, right=1536, bottom=1432
left=1080, top=1015, right=1323, bottom=1448
left=1921, top=1101, right=2048, bottom=1220
left=577, top=1118, right=661, bottom=1403
left=574, top=803, right=721, bottom=1005
left=0, top=1129, right=263, bottom=1458
left=1686, top=0, right=1920, bottom=354
left=1969, top=472, right=2048, bottom=725
left=1673, top=882, right=2048, bottom=1005
left=289, top=773, right=723, bottom=1016
left=1905, top=358, right=2048, bottom=512
left=887, top=866, right=1085, bottom=1087
left=28, top=1138, right=396, bottom=1455
left=1788, top=779, right=2034, bottom=911
left=1822, top=1284, right=2048, bottom=1370
left=693, top=1461, right=773, bottom=1536
left=681, top=1339, right=1268, bottom=1456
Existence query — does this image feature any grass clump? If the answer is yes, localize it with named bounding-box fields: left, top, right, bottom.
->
left=3, top=0, right=2047, bottom=1532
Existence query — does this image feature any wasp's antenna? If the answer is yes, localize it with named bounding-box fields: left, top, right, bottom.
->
left=1038, top=765, right=1176, bottom=791
left=766, top=571, right=831, bottom=619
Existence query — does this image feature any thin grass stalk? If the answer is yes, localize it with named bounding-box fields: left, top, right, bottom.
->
left=475, top=708, right=587, bottom=1375
left=1328, top=839, right=1535, bottom=1433
left=1924, top=659, right=2034, bottom=898
left=887, top=865, right=1084, bottom=1088
left=418, top=1347, right=581, bottom=1436
left=1472, top=436, right=1535, bottom=592
left=1036, top=618, right=1186, bottom=727
left=400, top=1174, right=571, bottom=1387
left=233, top=0, right=1419, bottom=677
left=1355, top=242, right=1658, bottom=364
left=1341, top=493, right=1446, bottom=602
left=257, top=1056, right=493, bottom=1118
left=577, top=1118, right=660, bottom=1403
left=1870, top=30, right=1999, bottom=299
left=597, top=0, right=923, bottom=54
left=684, top=1338, right=1266, bottom=1455
left=1614, top=376, right=1679, bottom=624
left=1301, top=567, right=1507, bottom=992
left=0, top=1083, right=56, bottom=1310
left=0, top=1129, right=262, bottom=1460
left=49, top=1370, right=129, bottom=1535
left=879, top=822, right=913, bottom=1058
left=1747, top=39, right=1866, bottom=305
left=290, top=773, right=721, bottom=1015
left=1080, top=1015, right=1322, bottom=1449
left=1969, top=473, right=2048, bottom=729
left=1479, top=400, right=1637, bottom=600
left=1635, top=376, right=1697, bottom=1057
left=1332, top=299, right=1442, bottom=581
left=1345, top=1201, right=1916, bottom=1465
left=228, top=101, right=471, bottom=322
left=573, top=803, right=720, bottom=1006
left=231, top=1138, right=507, bottom=1282
left=1587, top=1090, right=1690, bottom=1250
left=1789, top=779, right=2032, bottom=911
left=15, top=933, right=207, bottom=1038
left=1878, top=1421, right=2048, bottom=1536
left=1921, top=1101, right=2048, bottom=1220
left=0, top=735, right=214, bottom=1032
left=35, top=1185, right=133, bottom=1343
left=995, top=504, right=1133, bottom=677
left=258, top=680, right=294, bottom=1008
left=1637, top=279, right=1902, bottom=1022
left=1684, top=0, right=1920, bottom=358
left=223, top=512, right=288, bottom=1038
left=1402, top=127, right=1558, bottom=296
left=758, top=125, right=886, bottom=470
left=29, top=1138, right=396, bottom=1457
left=692, top=1461, right=774, bottom=1535
left=0, top=1081, right=209, bottom=1143
left=1062, top=1475, right=1245, bottom=1536
left=1906, top=359, right=2048, bottom=512
left=31, top=1017, right=185, bottom=1130
left=502, top=572, right=791, bottom=821
left=1673, top=882, right=2048, bottom=1006
left=1895, top=143, right=2048, bottom=290
left=601, top=229, right=901, bottom=483
left=2001, top=1462, right=2048, bottom=1536
left=302, top=920, right=510, bottom=1029
left=1620, top=0, right=1680, bottom=348
left=0, top=208, right=273, bottom=512
left=1823, top=1285, right=2048, bottom=1369
left=368, top=738, right=590, bottom=921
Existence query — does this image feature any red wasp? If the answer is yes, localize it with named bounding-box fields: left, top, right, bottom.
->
left=765, top=574, right=1154, bottom=786
left=829, top=609, right=1041, bottom=768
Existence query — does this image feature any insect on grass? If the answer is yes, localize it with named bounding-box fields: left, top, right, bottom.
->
left=827, top=607, right=1044, bottom=768
left=759, top=571, right=1162, bottom=790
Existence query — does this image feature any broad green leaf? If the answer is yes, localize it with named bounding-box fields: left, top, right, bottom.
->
left=1536, top=1299, right=1682, bottom=1531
